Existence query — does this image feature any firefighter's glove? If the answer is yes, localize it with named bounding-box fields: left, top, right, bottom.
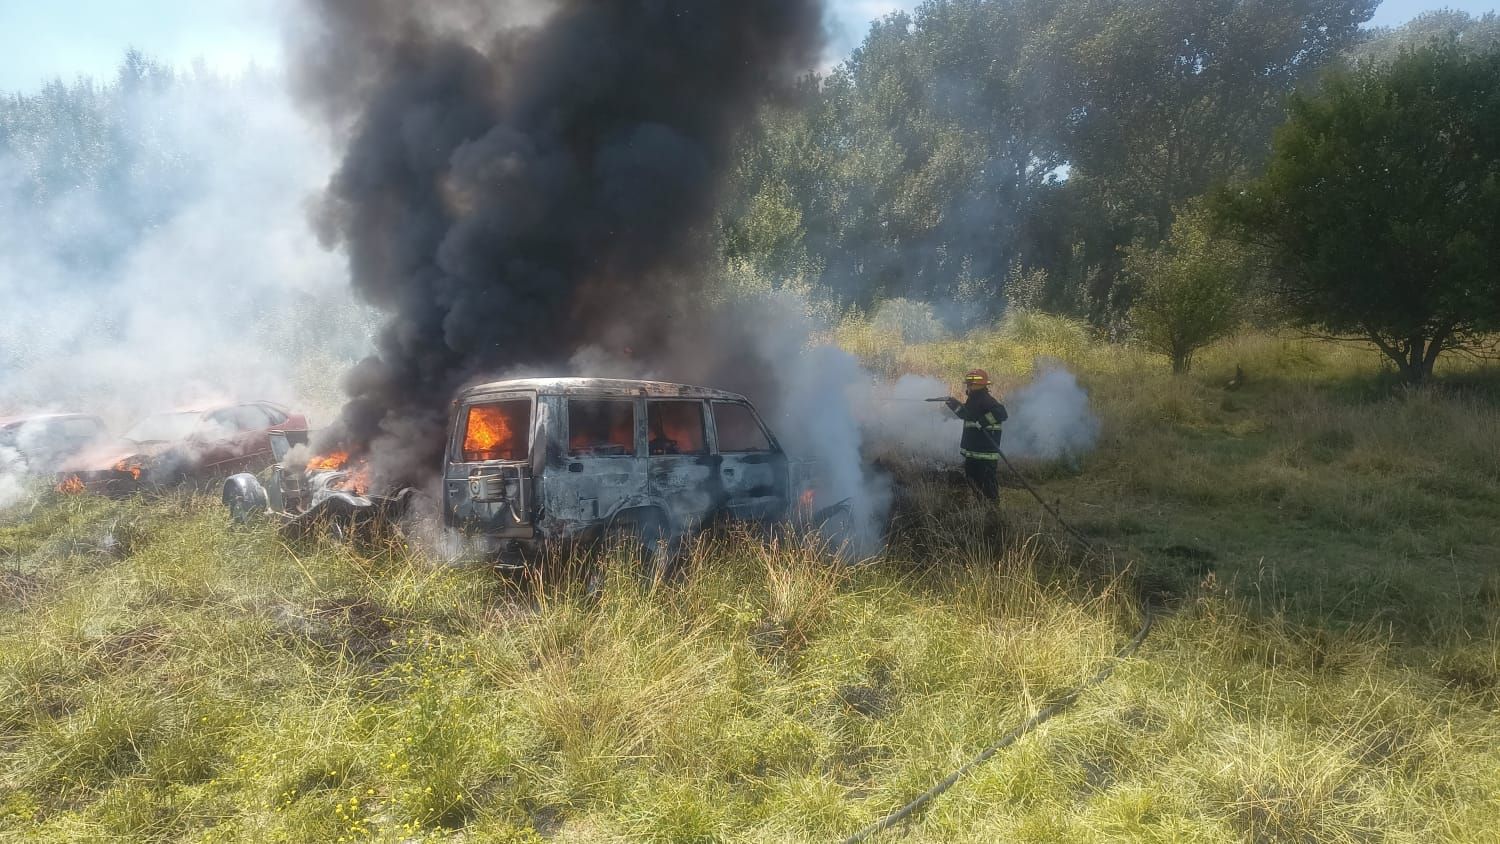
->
left=945, top=397, right=961, bottom=412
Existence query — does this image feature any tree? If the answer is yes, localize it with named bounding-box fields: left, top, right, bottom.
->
left=1125, top=204, right=1249, bottom=373
left=723, top=1, right=1069, bottom=310
left=1353, top=10, right=1500, bottom=64
left=722, top=0, right=1376, bottom=325
left=1216, top=46, right=1500, bottom=383
left=1036, top=0, right=1378, bottom=319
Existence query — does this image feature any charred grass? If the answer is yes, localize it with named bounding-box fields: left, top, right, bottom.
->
left=1, top=328, right=1498, bottom=841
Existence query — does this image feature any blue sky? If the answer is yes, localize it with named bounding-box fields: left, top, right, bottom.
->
left=0, top=0, right=1495, bottom=92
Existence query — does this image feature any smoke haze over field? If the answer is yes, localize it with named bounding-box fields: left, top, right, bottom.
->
left=0, top=60, right=377, bottom=509
left=0, top=3, right=1104, bottom=541
left=0, top=69, right=370, bottom=429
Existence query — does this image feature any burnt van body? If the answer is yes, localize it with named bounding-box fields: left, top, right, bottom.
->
left=446, top=378, right=816, bottom=557
left=223, top=378, right=825, bottom=559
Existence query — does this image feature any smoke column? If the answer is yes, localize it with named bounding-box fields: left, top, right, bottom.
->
left=295, top=0, right=824, bottom=486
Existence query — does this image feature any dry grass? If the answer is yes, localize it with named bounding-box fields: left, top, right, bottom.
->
left=1, top=324, right=1498, bottom=841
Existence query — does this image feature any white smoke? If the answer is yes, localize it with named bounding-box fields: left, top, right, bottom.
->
left=0, top=446, right=24, bottom=511
left=565, top=287, right=894, bottom=558
left=0, top=65, right=375, bottom=509
left=0, top=75, right=370, bottom=424
left=857, top=374, right=964, bottom=465
left=859, top=363, right=1100, bottom=466
left=0, top=421, right=55, bottom=511
left=762, top=343, right=892, bottom=558
left=685, top=288, right=1100, bottom=556
left=1002, top=365, right=1100, bottom=463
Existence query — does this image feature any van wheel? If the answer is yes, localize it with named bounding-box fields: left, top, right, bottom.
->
left=226, top=488, right=262, bottom=523
left=602, top=512, right=677, bottom=588
left=812, top=501, right=857, bottom=560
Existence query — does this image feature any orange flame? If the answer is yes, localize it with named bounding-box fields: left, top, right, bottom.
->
left=464, top=404, right=518, bottom=461
left=113, top=458, right=142, bottom=480
left=339, top=465, right=371, bottom=495
left=306, top=450, right=370, bottom=495
left=307, top=451, right=350, bottom=471
left=648, top=402, right=706, bottom=455
left=57, top=475, right=85, bottom=495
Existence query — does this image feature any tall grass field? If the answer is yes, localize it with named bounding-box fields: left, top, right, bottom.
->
left=2, top=322, right=1497, bottom=842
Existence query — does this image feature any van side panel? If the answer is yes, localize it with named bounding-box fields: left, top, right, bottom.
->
left=710, top=401, right=790, bottom=521
left=540, top=396, right=648, bottom=539
left=645, top=399, right=719, bottom=533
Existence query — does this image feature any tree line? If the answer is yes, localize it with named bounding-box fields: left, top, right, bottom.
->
left=721, top=2, right=1500, bottom=380
left=5, top=8, right=1498, bottom=384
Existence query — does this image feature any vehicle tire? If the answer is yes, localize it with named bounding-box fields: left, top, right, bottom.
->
left=227, top=490, right=258, bottom=523
left=222, top=474, right=269, bottom=524
left=601, top=510, right=677, bottom=589
left=812, top=500, right=857, bottom=560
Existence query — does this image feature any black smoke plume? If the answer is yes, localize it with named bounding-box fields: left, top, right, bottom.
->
left=296, top=0, right=823, bottom=486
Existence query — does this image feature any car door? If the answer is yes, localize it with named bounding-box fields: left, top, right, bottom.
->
left=561, top=397, right=645, bottom=527
left=710, top=401, right=789, bottom=521
left=446, top=393, right=535, bottom=536
left=234, top=405, right=285, bottom=471
left=220, top=405, right=276, bottom=474
left=646, top=399, right=716, bottom=530
left=266, top=406, right=310, bottom=450
left=189, top=409, right=243, bottom=476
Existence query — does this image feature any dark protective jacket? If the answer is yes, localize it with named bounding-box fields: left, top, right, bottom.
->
left=946, top=389, right=1007, bottom=460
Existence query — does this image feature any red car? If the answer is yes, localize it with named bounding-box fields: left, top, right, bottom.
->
left=59, top=402, right=308, bottom=495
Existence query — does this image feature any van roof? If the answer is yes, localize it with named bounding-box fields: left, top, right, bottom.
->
left=458, top=377, right=750, bottom=403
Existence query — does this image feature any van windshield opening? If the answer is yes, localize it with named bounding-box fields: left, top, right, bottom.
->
left=462, top=400, right=531, bottom=462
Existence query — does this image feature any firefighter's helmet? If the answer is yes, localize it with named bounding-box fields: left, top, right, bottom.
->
left=964, top=368, right=991, bottom=387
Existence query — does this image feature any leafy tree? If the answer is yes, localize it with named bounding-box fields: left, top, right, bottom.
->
left=1035, top=0, right=1377, bottom=320
left=724, top=0, right=1376, bottom=327
left=1125, top=204, right=1249, bottom=373
left=723, top=1, right=1070, bottom=310
left=0, top=49, right=199, bottom=272
left=1216, top=46, right=1500, bottom=383
left=1353, top=10, right=1500, bottom=64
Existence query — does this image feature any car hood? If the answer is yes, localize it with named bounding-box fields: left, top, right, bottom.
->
left=60, top=440, right=171, bottom=473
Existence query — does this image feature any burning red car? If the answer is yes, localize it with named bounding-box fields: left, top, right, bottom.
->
left=58, top=402, right=307, bottom=496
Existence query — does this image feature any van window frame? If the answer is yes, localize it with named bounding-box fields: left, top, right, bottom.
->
left=452, top=393, right=535, bottom=463
left=710, top=400, right=776, bottom=454
left=565, top=397, right=640, bottom=458
left=645, top=398, right=710, bottom=457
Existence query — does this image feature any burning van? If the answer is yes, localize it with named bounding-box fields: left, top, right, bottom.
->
left=224, top=379, right=839, bottom=566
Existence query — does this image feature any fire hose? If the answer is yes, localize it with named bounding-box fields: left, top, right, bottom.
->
left=832, top=400, right=1156, bottom=844
left=837, top=609, right=1153, bottom=843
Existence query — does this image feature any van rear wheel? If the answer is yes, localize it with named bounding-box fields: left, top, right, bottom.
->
left=598, top=511, right=677, bottom=589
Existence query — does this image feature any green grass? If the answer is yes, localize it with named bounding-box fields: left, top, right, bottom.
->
left=1, top=326, right=1498, bottom=841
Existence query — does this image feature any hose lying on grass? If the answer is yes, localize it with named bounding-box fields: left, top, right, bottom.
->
left=837, top=605, right=1155, bottom=843
left=840, top=430, right=1148, bottom=843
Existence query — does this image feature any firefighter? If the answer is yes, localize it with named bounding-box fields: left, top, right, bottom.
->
left=945, top=369, right=1007, bottom=501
